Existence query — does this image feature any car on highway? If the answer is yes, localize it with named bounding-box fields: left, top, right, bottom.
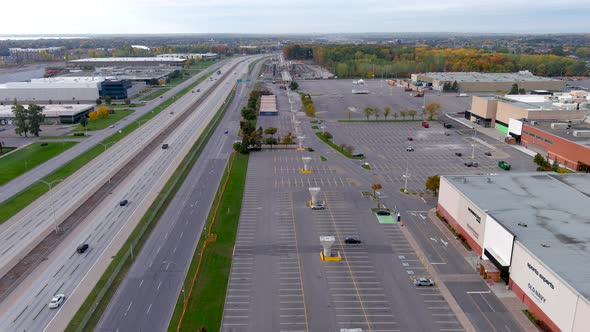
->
left=376, top=210, right=391, bottom=216
left=406, top=146, right=414, bottom=151
left=311, top=203, right=325, bottom=210
left=48, top=294, right=65, bottom=309
left=421, top=121, right=429, bottom=128
left=455, top=152, right=462, bottom=157
left=414, top=278, right=434, bottom=286
left=498, top=161, right=511, bottom=170
left=162, top=143, right=169, bottom=149
left=224, top=130, right=229, bottom=134
left=109, top=125, right=115, bottom=128
left=76, top=243, right=89, bottom=253
left=344, top=237, right=362, bottom=244
left=119, top=199, right=129, bottom=206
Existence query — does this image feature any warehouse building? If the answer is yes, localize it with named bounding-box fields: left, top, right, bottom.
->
left=32, top=77, right=136, bottom=100
left=0, top=80, right=100, bottom=104
left=467, top=94, right=587, bottom=133
left=437, top=173, right=590, bottom=332
left=0, top=104, right=94, bottom=124
left=67, top=57, right=186, bottom=68
left=412, top=71, right=565, bottom=93
left=507, top=119, right=590, bottom=172
left=157, top=53, right=218, bottom=60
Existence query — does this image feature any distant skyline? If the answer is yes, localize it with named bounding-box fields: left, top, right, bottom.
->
left=2, top=0, right=590, bottom=35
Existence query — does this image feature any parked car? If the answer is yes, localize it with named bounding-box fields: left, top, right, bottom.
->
left=421, top=121, right=429, bottom=128
left=413, top=278, right=434, bottom=286
left=414, top=93, right=423, bottom=97
left=464, top=162, right=474, bottom=167
left=109, top=125, right=115, bottom=128
left=484, top=152, right=492, bottom=156
left=119, top=199, right=129, bottom=206
left=48, top=294, right=66, bottom=309
left=407, top=137, right=413, bottom=141
left=352, top=153, right=365, bottom=158
left=197, top=89, right=200, bottom=92
left=455, top=152, right=462, bottom=157
left=406, top=146, right=414, bottom=152
left=224, top=130, right=229, bottom=134
left=76, top=243, right=89, bottom=254
left=472, top=162, right=479, bottom=167
left=404, top=87, right=413, bottom=92
left=498, top=161, right=511, bottom=170
left=344, top=237, right=362, bottom=244
left=162, top=144, right=169, bottom=149
left=444, top=132, right=450, bottom=136
left=376, top=210, right=391, bottom=216
left=311, top=203, right=325, bottom=210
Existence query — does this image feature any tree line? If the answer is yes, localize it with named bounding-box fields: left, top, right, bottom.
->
left=283, top=45, right=588, bottom=78
left=11, top=103, right=45, bottom=137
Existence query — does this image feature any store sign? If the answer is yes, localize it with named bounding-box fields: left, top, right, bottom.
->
left=528, top=283, right=547, bottom=303
left=527, top=262, right=555, bottom=290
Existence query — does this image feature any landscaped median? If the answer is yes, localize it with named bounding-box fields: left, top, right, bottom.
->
left=315, top=131, right=365, bottom=159
left=0, top=62, right=219, bottom=225
left=64, top=87, right=237, bottom=332
left=167, top=152, right=248, bottom=332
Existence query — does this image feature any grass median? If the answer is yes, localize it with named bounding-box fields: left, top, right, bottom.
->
left=315, top=132, right=365, bottom=160
left=167, top=152, right=248, bottom=332
left=65, top=85, right=236, bottom=332
left=0, top=64, right=218, bottom=225
left=0, top=142, right=77, bottom=186
left=76, top=109, right=135, bottom=131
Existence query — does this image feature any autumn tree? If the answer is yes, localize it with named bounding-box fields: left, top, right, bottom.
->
left=88, top=110, right=99, bottom=122
left=425, top=175, right=441, bottom=195
left=399, top=110, right=407, bottom=120
left=373, top=107, right=381, bottom=120
left=425, top=102, right=441, bottom=121
left=97, top=105, right=110, bottom=118
left=407, top=109, right=417, bottom=120
left=363, top=107, right=373, bottom=121
left=371, top=183, right=383, bottom=207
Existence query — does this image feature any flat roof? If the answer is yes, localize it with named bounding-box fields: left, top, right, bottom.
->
left=0, top=81, right=100, bottom=89
left=69, top=57, right=186, bottom=63
left=260, top=95, right=277, bottom=112
left=0, top=104, right=93, bottom=117
left=525, top=120, right=590, bottom=146
left=497, top=95, right=581, bottom=111
left=444, top=173, right=590, bottom=300
left=418, top=72, right=561, bottom=83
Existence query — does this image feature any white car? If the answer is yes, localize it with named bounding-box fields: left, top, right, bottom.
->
left=48, top=294, right=65, bottom=309
left=311, top=203, right=325, bottom=210
left=406, top=146, right=414, bottom=152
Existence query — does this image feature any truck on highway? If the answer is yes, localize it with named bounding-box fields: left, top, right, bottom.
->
left=217, top=70, right=222, bottom=75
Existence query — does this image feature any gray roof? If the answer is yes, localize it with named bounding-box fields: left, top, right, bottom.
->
left=419, top=72, right=561, bottom=83
left=444, top=173, right=590, bottom=300
left=527, top=120, right=590, bottom=146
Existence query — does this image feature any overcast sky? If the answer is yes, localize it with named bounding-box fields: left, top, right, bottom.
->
left=1, top=0, right=590, bottom=35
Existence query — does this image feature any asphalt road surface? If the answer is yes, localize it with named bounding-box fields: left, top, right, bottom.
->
left=95, top=57, right=267, bottom=332
left=0, top=60, right=227, bottom=203
left=0, top=57, right=255, bottom=332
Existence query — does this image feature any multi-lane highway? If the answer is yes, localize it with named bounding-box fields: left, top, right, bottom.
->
left=96, top=56, right=267, bottom=332
left=0, top=61, right=227, bottom=204
left=0, top=56, right=260, bottom=331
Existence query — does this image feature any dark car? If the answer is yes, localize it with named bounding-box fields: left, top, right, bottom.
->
left=414, top=93, right=423, bottom=97
left=376, top=210, right=391, bottom=216
left=119, top=199, right=129, bottom=206
left=455, top=152, right=462, bottom=157
left=464, top=162, right=473, bottom=167
left=76, top=243, right=89, bottom=254
left=224, top=130, right=229, bottom=134
left=352, top=153, right=365, bottom=158
left=162, top=144, right=169, bottom=149
left=407, top=137, right=413, bottom=141
left=344, top=237, right=362, bottom=244
left=484, top=152, right=492, bottom=156
left=197, top=89, right=200, bottom=92
left=472, top=162, right=479, bottom=167
left=404, top=87, right=413, bottom=92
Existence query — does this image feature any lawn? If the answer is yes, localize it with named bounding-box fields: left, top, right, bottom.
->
left=38, top=135, right=86, bottom=140
left=315, top=132, right=365, bottom=160
left=0, top=142, right=77, bottom=186
left=168, top=153, right=249, bottom=332
left=140, top=88, right=171, bottom=101
left=76, top=109, right=134, bottom=131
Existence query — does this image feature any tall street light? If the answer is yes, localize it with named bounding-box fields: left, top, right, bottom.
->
left=99, top=141, right=114, bottom=152
left=40, top=179, right=64, bottom=234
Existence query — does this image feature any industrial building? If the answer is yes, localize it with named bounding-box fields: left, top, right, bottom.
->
left=437, top=173, right=590, bottom=332
left=507, top=119, right=590, bottom=172
left=0, top=80, right=100, bottom=104
left=156, top=53, right=218, bottom=60
left=67, top=57, right=186, bottom=68
left=412, top=71, right=565, bottom=92
left=259, top=95, right=278, bottom=116
left=467, top=93, right=588, bottom=133
left=0, top=104, right=94, bottom=124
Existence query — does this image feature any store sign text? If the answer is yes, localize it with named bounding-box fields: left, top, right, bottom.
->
left=527, top=262, right=555, bottom=290
left=528, top=283, right=546, bottom=303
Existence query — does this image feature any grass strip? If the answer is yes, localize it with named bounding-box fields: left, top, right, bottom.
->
left=65, top=86, right=236, bottom=332
left=140, top=88, right=171, bottom=101
left=361, top=163, right=371, bottom=170
left=76, top=109, right=134, bottom=131
left=338, top=119, right=422, bottom=122
left=0, top=64, right=218, bottom=225
left=320, top=156, right=327, bottom=161
left=315, top=132, right=365, bottom=160
left=168, top=152, right=248, bottom=332
left=38, top=136, right=87, bottom=140
left=0, top=142, right=77, bottom=186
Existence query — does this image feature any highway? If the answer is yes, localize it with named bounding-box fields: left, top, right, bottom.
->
left=0, top=59, right=227, bottom=204
left=0, top=59, right=238, bottom=282
left=96, top=56, right=267, bottom=332
left=0, top=57, right=257, bottom=331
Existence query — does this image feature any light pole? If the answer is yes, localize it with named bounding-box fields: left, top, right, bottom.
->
left=403, top=162, right=410, bottom=194
left=99, top=141, right=114, bottom=152
left=40, top=179, right=64, bottom=234
left=471, top=144, right=475, bottom=159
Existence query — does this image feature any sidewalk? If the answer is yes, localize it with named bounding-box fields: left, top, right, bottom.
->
left=425, top=208, right=538, bottom=332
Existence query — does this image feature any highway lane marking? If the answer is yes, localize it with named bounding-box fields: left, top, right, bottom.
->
left=466, top=291, right=491, bottom=294
left=157, top=281, right=162, bottom=290
left=146, top=303, right=152, bottom=314
left=139, top=279, right=144, bottom=288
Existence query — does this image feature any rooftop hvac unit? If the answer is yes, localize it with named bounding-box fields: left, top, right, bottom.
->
left=573, top=130, right=590, bottom=137
left=551, top=123, right=569, bottom=129
left=530, top=120, right=537, bottom=125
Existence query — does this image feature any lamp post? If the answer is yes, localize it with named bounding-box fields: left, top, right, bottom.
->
left=99, top=141, right=114, bottom=152
left=403, top=162, right=410, bottom=194
left=40, top=179, right=64, bottom=234
left=471, top=144, right=475, bottom=159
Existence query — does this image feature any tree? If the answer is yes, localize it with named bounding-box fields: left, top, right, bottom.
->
left=425, top=102, right=441, bottom=121
left=371, top=183, right=382, bottom=207
left=305, top=103, right=316, bottom=117
left=96, top=98, right=102, bottom=105
left=97, top=105, right=110, bottom=118
left=322, top=131, right=333, bottom=140
left=392, top=112, right=398, bottom=120
left=124, top=98, right=131, bottom=105
left=399, top=110, right=407, bottom=120
left=425, top=175, right=441, bottom=195
left=264, top=127, right=278, bottom=137
left=289, top=81, right=299, bottom=90
left=451, top=80, right=458, bottom=91
left=384, top=106, right=391, bottom=120
left=79, top=116, right=88, bottom=128
left=12, top=104, right=29, bottom=137
left=551, top=160, right=560, bottom=172
left=104, top=96, right=112, bottom=105
left=241, top=107, right=257, bottom=121
left=518, top=88, right=526, bottom=95
left=27, top=104, right=45, bottom=137
left=508, top=84, right=519, bottom=95
left=88, top=110, right=99, bottom=122
left=442, top=82, right=451, bottom=92
left=363, top=107, right=373, bottom=121
left=407, top=109, right=417, bottom=120
left=373, top=107, right=381, bottom=120
left=282, top=132, right=295, bottom=145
